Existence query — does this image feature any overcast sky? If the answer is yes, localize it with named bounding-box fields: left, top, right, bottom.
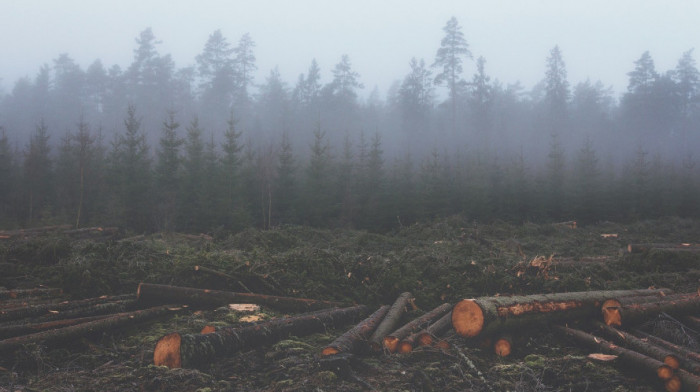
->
left=1, top=0, right=699, bottom=99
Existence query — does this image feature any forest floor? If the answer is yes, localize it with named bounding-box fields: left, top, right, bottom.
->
left=1, top=216, right=700, bottom=391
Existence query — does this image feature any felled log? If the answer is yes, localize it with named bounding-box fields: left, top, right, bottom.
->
left=194, top=265, right=235, bottom=280
left=452, top=288, right=672, bottom=338
left=633, top=330, right=700, bottom=364
left=0, top=287, right=63, bottom=300
left=0, top=305, right=182, bottom=354
left=367, top=292, right=413, bottom=351
left=602, top=293, right=700, bottom=327
left=595, top=322, right=684, bottom=370
left=321, top=305, right=390, bottom=356
left=668, top=368, right=700, bottom=392
left=0, top=314, right=111, bottom=339
left=385, top=303, right=451, bottom=354
left=0, top=294, right=136, bottom=323
left=405, top=311, right=452, bottom=350
left=554, top=325, right=674, bottom=381
left=154, top=305, right=368, bottom=368
left=628, top=243, right=700, bottom=253
left=0, top=225, right=72, bottom=239
left=137, top=283, right=344, bottom=312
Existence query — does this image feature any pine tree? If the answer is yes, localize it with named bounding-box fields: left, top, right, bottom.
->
left=0, top=127, right=18, bottom=226
left=433, top=16, right=471, bottom=133
left=274, top=132, right=297, bottom=225
left=179, top=117, right=205, bottom=231
left=305, top=123, right=335, bottom=226
left=220, top=110, right=246, bottom=229
left=469, top=56, right=492, bottom=147
left=154, top=111, right=183, bottom=231
left=23, top=120, right=53, bottom=225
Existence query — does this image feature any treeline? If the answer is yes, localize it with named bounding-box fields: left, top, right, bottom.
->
left=1, top=18, right=699, bottom=232
left=0, top=106, right=698, bottom=233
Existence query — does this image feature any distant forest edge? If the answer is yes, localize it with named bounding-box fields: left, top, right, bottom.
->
left=0, top=18, right=699, bottom=232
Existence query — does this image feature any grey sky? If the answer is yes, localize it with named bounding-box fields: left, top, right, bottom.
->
left=1, top=0, right=699, bottom=98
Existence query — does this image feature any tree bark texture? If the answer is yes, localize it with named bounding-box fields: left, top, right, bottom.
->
left=595, top=322, right=683, bottom=370
left=385, top=303, right=451, bottom=353
left=367, top=292, right=413, bottom=351
left=602, top=293, right=700, bottom=327
left=0, top=294, right=136, bottom=323
left=154, top=305, right=368, bottom=368
left=321, top=305, right=390, bottom=356
left=137, top=283, right=344, bottom=312
left=452, top=288, right=672, bottom=338
left=0, top=314, right=111, bottom=339
left=633, top=330, right=700, bottom=364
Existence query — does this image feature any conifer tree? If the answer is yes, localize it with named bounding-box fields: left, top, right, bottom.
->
left=155, top=111, right=183, bottom=231
left=433, top=16, right=471, bottom=133
left=23, top=121, right=53, bottom=225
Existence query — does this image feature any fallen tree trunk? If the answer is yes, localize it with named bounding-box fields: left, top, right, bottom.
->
left=668, top=368, right=700, bottom=392
left=321, top=305, right=390, bottom=356
left=0, top=287, right=63, bottom=300
left=405, top=311, right=453, bottom=350
left=628, top=243, right=700, bottom=253
left=137, top=283, right=344, bottom=312
left=367, top=292, right=413, bottom=351
left=0, top=314, right=111, bottom=339
left=154, top=305, right=368, bottom=368
left=633, top=330, right=700, bottom=364
left=0, top=305, right=182, bottom=354
left=553, top=325, right=674, bottom=381
left=602, top=293, right=700, bottom=327
left=0, top=294, right=136, bottom=323
left=0, top=225, right=72, bottom=239
left=595, top=322, right=684, bottom=371
left=386, top=303, right=451, bottom=354
left=452, top=288, right=672, bottom=338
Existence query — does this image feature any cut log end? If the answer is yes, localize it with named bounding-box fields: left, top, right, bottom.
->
left=321, top=347, right=340, bottom=356
left=384, top=336, right=400, bottom=353
left=657, top=364, right=674, bottom=380
left=665, top=375, right=681, bottom=392
left=200, top=325, right=216, bottom=334
left=494, top=338, right=512, bottom=357
left=434, top=340, right=450, bottom=350
left=601, top=299, right=622, bottom=326
left=452, top=299, right=484, bottom=338
left=664, top=355, right=680, bottom=370
left=398, top=341, right=413, bottom=354
left=417, top=332, right=433, bottom=347
left=153, top=332, right=182, bottom=369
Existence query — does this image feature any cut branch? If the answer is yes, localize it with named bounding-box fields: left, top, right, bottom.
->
left=321, top=305, right=390, bottom=356
left=554, top=324, right=674, bottom=381
left=386, top=303, right=452, bottom=354
left=137, top=283, right=344, bottom=312
left=368, top=292, right=413, bottom=351
left=154, top=305, right=368, bottom=368
left=452, top=289, right=672, bottom=338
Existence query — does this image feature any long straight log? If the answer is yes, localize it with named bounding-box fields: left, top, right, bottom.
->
left=0, top=314, right=111, bottom=339
left=406, top=311, right=452, bottom=350
left=602, top=292, right=699, bottom=327
left=0, top=294, right=136, bottom=323
left=595, top=322, right=684, bottom=370
left=137, top=283, right=344, bottom=312
left=628, top=243, right=700, bottom=253
left=387, top=303, right=452, bottom=354
left=672, top=369, right=700, bottom=392
left=452, top=288, right=672, bottom=338
left=154, top=305, right=368, bottom=368
left=0, top=305, right=182, bottom=354
left=633, top=330, right=700, bottom=364
left=321, top=305, right=390, bottom=356
left=553, top=325, right=674, bottom=381
left=0, top=287, right=63, bottom=300
left=602, top=294, right=700, bottom=327
left=367, top=292, right=413, bottom=351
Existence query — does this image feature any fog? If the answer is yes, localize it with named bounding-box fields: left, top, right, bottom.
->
left=1, top=1, right=699, bottom=231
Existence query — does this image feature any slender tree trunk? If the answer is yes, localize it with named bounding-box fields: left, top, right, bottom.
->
left=322, top=305, right=390, bottom=356
left=602, top=292, right=700, bottom=327
left=368, top=292, right=413, bottom=351
left=595, top=322, right=684, bottom=370
left=386, top=303, right=451, bottom=353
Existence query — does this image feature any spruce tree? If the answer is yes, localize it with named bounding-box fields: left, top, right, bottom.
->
left=155, top=111, right=183, bottom=231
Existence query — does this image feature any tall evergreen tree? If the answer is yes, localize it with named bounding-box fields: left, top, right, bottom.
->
left=23, top=121, right=53, bottom=225
left=220, top=110, right=246, bottom=229
left=544, top=45, right=569, bottom=134
left=179, top=117, right=206, bottom=231
left=274, top=132, right=297, bottom=225
left=398, top=57, right=433, bottom=136
left=196, top=29, right=236, bottom=130
left=0, top=127, right=17, bottom=225
left=469, top=56, right=492, bottom=146
left=433, top=16, right=471, bottom=133
left=233, top=33, right=257, bottom=110
left=154, top=111, right=183, bottom=231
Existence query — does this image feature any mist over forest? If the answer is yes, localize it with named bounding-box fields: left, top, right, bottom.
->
left=1, top=17, right=699, bottom=233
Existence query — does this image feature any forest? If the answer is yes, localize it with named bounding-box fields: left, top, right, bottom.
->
left=1, top=17, right=699, bottom=233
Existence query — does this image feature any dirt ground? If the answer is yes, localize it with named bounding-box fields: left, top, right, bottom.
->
left=1, top=216, right=699, bottom=391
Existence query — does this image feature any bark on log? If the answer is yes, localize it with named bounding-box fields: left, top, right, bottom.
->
left=0, top=294, right=136, bottom=323
left=554, top=325, right=674, bottom=381
left=368, top=292, right=413, bottom=351
left=154, top=305, right=368, bottom=368
left=452, top=289, right=672, bottom=338
left=0, top=305, right=182, bottom=354
left=632, top=330, right=700, bottom=364
left=0, top=314, right=111, bottom=339
left=385, top=303, right=451, bottom=354
left=321, top=305, right=390, bottom=356
left=137, top=283, right=344, bottom=312
left=595, top=322, right=683, bottom=370
left=407, top=311, right=453, bottom=350
left=0, top=287, right=63, bottom=300
left=602, top=293, right=700, bottom=327
left=628, top=243, right=700, bottom=253
left=672, top=368, right=700, bottom=392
